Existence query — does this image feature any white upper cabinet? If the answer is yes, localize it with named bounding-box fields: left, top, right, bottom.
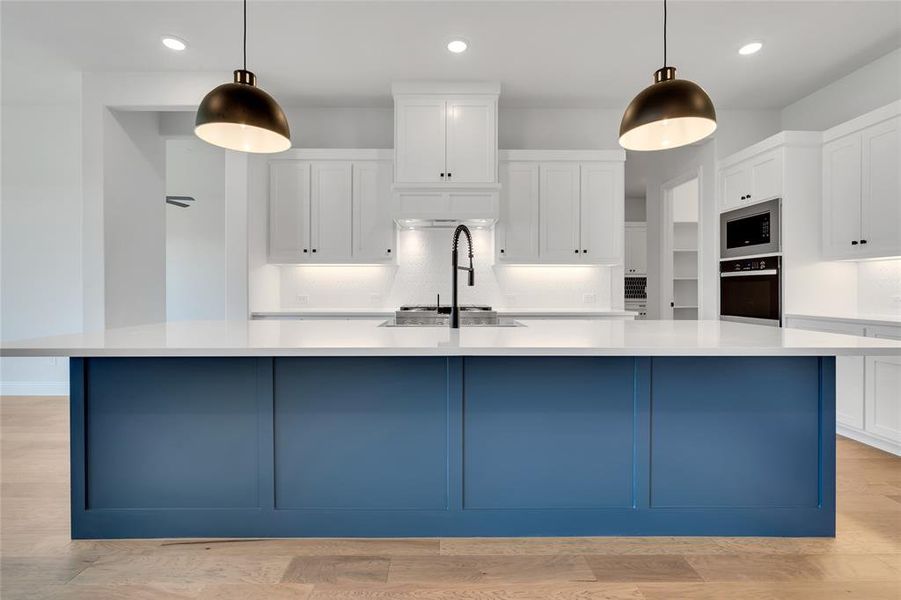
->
left=268, top=150, right=394, bottom=264
left=497, top=150, right=626, bottom=265
left=822, top=105, right=900, bottom=260
left=625, top=223, right=647, bottom=275
left=353, top=161, right=395, bottom=260
left=310, top=162, right=352, bottom=261
left=269, top=161, right=311, bottom=262
left=394, top=96, right=447, bottom=184
left=393, top=83, right=499, bottom=185
left=823, top=135, right=863, bottom=257
left=539, top=162, right=581, bottom=261
left=580, top=162, right=623, bottom=263
left=860, top=117, right=901, bottom=257
left=718, top=148, right=783, bottom=212
left=445, top=96, right=497, bottom=183
left=498, top=161, right=539, bottom=262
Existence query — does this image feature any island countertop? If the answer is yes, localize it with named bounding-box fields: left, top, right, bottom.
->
left=2, top=319, right=900, bottom=357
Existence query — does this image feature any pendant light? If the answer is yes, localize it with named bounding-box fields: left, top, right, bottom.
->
left=619, top=0, right=716, bottom=151
left=195, top=0, right=290, bottom=153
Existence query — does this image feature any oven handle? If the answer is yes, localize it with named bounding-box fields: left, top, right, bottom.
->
left=720, top=269, right=779, bottom=278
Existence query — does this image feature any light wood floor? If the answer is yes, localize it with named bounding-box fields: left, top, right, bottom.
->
left=2, top=396, right=900, bottom=599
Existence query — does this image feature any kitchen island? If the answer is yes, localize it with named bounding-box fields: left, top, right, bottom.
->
left=3, top=319, right=899, bottom=539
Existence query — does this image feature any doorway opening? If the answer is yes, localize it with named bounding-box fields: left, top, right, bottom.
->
left=662, top=176, right=700, bottom=320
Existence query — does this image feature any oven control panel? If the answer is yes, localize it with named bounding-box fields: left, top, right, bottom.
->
left=720, top=255, right=781, bottom=273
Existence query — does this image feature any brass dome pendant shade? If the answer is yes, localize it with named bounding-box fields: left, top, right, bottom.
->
left=619, top=0, right=716, bottom=151
left=195, top=0, right=290, bottom=153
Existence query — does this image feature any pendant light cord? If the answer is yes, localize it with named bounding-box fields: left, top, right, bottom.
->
left=663, top=0, right=667, bottom=67
left=243, top=0, right=247, bottom=71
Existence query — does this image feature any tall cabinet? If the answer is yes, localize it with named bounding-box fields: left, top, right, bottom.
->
left=496, top=151, right=625, bottom=265
left=268, top=150, right=394, bottom=264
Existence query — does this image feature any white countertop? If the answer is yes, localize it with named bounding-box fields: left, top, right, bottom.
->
left=785, top=313, right=901, bottom=328
left=2, top=319, right=899, bottom=358
left=251, top=308, right=636, bottom=319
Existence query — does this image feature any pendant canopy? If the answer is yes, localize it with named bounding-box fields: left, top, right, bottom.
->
left=619, top=1, right=716, bottom=151
left=194, top=0, right=291, bottom=153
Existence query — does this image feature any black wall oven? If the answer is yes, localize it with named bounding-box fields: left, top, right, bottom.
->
left=720, top=255, right=781, bottom=326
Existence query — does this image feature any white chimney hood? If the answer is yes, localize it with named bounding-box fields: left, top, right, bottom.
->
left=392, top=183, right=500, bottom=229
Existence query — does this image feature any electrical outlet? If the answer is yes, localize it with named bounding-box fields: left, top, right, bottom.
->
left=296, top=295, right=309, bottom=305
left=369, top=293, right=382, bottom=306
left=583, top=293, right=598, bottom=304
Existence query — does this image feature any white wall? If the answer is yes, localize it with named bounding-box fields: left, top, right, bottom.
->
left=0, top=27, right=83, bottom=394
left=625, top=196, right=646, bottom=222
left=103, top=110, right=166, bottom=328
left=781, top=48, right=901, bottom=131
left=858, top=259, right=901, bottom=317
left=165, top=139, right=227, bottom=321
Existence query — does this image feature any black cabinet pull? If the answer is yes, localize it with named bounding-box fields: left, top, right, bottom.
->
left=582, top=249, right=588, bottom=253
left=670, top=302, right=675, bottom=307
left=440, top=173, right=445, bottom=178
left=447, top=172, right=452, bottom=178
left=312, top=249, right=317, bottom=253
left=860, top=239, right=868, bottom=244
left=500, top=249, right=505, bottom=254
left=303, top=249, right=308, bottom=253
left=387, top=249, right=391, bottom=253
left=573, top=249, right=579, bottom=254
left=851, top=240, right=859, bottom=246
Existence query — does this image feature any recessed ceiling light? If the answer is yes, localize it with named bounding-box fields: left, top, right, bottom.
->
left=161, top=36, right=188, bottom=51
left=738, top=42, right=762, bottom=56
left=447, top=40, right=468, bottom=54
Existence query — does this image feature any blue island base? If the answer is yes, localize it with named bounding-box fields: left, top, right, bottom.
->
left=70, top=356, right=835, bottom=538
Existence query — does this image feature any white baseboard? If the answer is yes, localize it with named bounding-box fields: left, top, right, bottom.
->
left=837, top=424, right=901, bottom=457
left=0, top=381, right=69, bottom=396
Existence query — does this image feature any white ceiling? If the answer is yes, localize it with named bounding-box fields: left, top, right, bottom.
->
left=3, top=1, right=899, bottom=109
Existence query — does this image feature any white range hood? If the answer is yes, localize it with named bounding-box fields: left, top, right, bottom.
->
left=391, top=81, right=501, bottom=230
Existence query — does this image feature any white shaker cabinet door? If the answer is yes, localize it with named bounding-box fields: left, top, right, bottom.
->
left=580, top=162, right=623, bottom=264
left=860, top=116, right=901, bottom=258
left=865, top=354, right=901, bottom=444
left=720, top=164, right=750, bottom=211
left=269, top=161, right=311, bottom=262
left=750, top=149, right=783, bottom=204
left=310, top=162, right=353, bottom=261
left=625, top=223, right=647, bottom=275
left=395, top=96, right=447, bottom=184
left=353, top=161, right=394, bottom=260
left=445, top=95, right=496, bottom=184
left=539, top=162, right=581, bottom=261
left=837, top=357, right=865, bottom=430
left=822, top=134, right=862, bottom=258
left=498, top=161, right=539, bottom=262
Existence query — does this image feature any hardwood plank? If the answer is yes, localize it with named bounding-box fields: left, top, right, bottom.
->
left=439, top=537, right=726, bottom=556
left=684, top=554, right=827, bottom=582
left=281, top=556, right=390, bottom=584
left=583, top=555, right=703, bottom=582
left=197, top=583, right=313, bottom=599
left=69, top=554, right=293, bottom=585
left=386, top=555, right=596, bottom=585
left=806, top=553, right=901, bottom=580
left=155, top=538, right=439, bottom=557
left=3, top=583, right=204, bottom=600
left=307, top=583, right=643, bottom=599
left=638, top=581, right=901, bottom=600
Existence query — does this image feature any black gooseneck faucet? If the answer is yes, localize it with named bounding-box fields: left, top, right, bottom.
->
left=450, top=224, right=475, bottom=329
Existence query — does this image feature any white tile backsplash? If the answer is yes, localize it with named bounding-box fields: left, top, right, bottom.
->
left=278, top=228, right=613, bottom=310
left=858, top=258, right=901, bottom=316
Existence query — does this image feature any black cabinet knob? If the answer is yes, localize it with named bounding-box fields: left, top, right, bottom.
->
left=582, top=249, right=587, bottom=253
left=312, top=249, right=317, bottom=253
left=851, top=240, right=859, bottom=246
left=303, top=249, right=308, bottom=253
left=860, top=239, right=868, bottom=244
left=440, top=173, right=445, bottom=178
left=447, top=172, right=452, bottom=178
left=574, top=249, right=579, bottom=254
left=387, top=249, right=391, bottom=253
left=500, top=249, right=505, bottom=254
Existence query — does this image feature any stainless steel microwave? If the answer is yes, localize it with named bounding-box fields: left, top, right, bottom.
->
left=720, top=198, right=781, bottom=259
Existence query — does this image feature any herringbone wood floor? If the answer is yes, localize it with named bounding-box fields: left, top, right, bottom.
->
left=2, top=395, right=900, bottom=599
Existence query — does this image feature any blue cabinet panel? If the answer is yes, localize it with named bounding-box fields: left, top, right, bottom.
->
left=274, top=357, right=449, bottom=509
left=85, top=358, right=260, bottom=509
left=463, top=357, right=635, bottom=509
left=650, top=357, right=821, bottom=508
